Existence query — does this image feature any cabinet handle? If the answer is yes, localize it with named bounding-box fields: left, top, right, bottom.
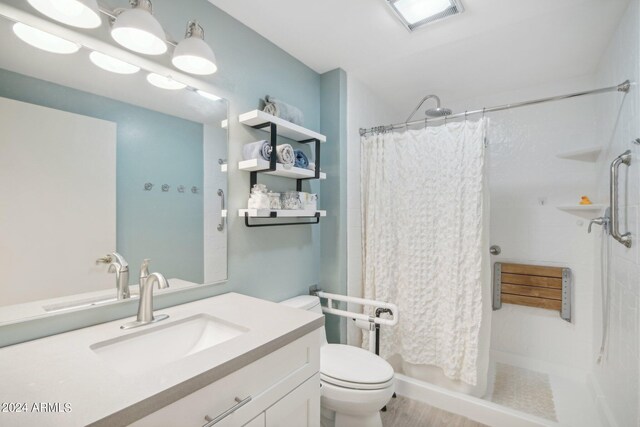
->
left=202, top=396, right=252, bottom=426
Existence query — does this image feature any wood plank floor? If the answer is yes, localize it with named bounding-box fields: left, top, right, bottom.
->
left=381, top=395, right=488, bottom=427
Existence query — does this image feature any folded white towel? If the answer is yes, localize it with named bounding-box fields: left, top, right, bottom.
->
left=276, top=144, right=295, bottom=167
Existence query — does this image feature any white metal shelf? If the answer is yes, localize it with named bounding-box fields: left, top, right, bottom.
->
left=238, top=158, right=326, bottom=179
left=239, top=209, right=326, bottom=218
left=556, top=146, right=602, bottom=162
left=239, top=110, right=326, bottom=142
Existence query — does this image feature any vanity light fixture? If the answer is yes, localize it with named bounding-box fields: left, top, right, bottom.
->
left=89, top=51, right=140, bottom=74
left=172, top=21, right=217, bottom=75
left=12, top=22, right=80, bottom=54
left=111, top=0, right=167, bottom=55
left=386, top=0, right=464, bottom=32
left=146, top=73, right=186, bottom=90
left=196, top=89, right=221, bottom=101
left=26, top=0, right=102, bottom=29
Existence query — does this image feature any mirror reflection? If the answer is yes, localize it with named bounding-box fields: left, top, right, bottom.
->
left=0, top=12, right=228, bottom=324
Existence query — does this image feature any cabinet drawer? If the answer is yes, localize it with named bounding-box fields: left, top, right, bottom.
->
left=131, top=329, right=321, bottom=427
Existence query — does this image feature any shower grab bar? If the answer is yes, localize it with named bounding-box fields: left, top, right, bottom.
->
left=217, top=189, right=225, bottom=232
left=314, top=291, right=399, bottom=327
left=610, top=150, right=632, bottom=248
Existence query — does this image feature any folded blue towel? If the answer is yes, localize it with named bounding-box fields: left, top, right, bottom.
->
left=243, top=140, right=272, bottom=161
left=294, top=149, right=309, bottom=169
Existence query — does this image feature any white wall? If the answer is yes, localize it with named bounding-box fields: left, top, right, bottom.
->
left=345, top=74, right=401, bottom=345
left=590, top=1, right=640, bottom=425
left=0, top=97, right=116, bottom=305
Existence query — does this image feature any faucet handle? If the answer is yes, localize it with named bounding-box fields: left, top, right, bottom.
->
left=588, top=217, right=607, bottom=233
left=96, top=254, right=113, bottom=265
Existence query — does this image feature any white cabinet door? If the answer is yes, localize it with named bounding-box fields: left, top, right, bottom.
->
left=243, top=413, right=265, bottom=427
left=265, top=374, right=320, bottom=427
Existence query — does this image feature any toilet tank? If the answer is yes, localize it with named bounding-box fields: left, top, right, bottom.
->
left=280, top=295, right=327, bottom=345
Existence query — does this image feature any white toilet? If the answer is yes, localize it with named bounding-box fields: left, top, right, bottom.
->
left=281, top=295, right=395, bottom=427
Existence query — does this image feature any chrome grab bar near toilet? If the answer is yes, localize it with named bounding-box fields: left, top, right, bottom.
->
left=314, top=291, right=399, bottom=327
left=610, top=150, right=632, bottom=248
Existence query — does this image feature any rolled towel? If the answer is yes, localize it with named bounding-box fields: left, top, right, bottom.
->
left=294, top=150, right=309, bottom=169
left=243, top=140, right=272, bottom=161
left=263, top=95, right=304, bottom=126
left=276, top=144, right=295, bottom=166
left=307, top=162, right=316, bottom=171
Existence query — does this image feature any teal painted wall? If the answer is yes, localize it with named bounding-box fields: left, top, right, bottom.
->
left=320, top=69, right=349, bottom=344
left=0, top=68, right=204, bottom=284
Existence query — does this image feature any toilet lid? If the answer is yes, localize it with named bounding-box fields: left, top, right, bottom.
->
left=321, top=344, right=394, bottom=385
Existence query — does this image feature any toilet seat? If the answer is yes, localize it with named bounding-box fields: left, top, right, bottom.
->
left=321, top=373, right=394, bottom=390
left=320, top=344, right=394, bottom=390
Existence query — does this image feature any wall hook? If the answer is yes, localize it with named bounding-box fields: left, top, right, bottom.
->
left=144, top=182, right=153, bottom=191
left=161, top=184, right=170, bottom=192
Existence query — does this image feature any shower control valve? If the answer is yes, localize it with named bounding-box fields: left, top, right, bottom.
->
left=588, top=217, right=609, bottom=233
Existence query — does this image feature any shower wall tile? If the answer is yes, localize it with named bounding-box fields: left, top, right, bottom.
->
left=591, top=1, right=640, bottom=426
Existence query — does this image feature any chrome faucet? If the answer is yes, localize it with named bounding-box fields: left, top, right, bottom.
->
left=96, top=252, right=130, bottom=300
left=121, top=261, right=169, bottom=329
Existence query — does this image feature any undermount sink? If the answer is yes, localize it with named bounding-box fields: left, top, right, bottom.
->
left=90, top=314, right=248, bottom=375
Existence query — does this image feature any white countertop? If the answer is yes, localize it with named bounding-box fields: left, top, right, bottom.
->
left=0, top=292, right=323, bottom=427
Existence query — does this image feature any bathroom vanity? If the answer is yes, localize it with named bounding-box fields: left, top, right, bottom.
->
left=0, top=293, right=323, bottom=427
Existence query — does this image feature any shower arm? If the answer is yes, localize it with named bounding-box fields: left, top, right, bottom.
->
left=405, top=95, right=442, bottom=123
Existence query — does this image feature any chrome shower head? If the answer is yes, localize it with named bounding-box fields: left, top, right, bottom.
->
left=425, top=106, right=453, bottom=118
left=406, top=94, right=452, bottom=122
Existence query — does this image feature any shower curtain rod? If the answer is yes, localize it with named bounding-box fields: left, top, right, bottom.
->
left=359, top=80, right=631, bottom=136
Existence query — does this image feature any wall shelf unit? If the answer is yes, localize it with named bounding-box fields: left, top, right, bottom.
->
left=239, top=110, right=326, bottom=143
left=239, top=110, right=326, bottom=227
left=555, top=146, right=602, bottom=162
left=239, top=158, right=326, bottom=179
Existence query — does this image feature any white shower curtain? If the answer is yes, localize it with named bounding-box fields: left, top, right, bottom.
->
left=361, top=119, right=487, bottom=385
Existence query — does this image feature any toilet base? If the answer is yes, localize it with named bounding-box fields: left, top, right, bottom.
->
left=321, top=407, right=383, bottom=427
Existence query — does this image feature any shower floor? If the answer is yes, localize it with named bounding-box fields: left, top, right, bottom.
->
left=394, top=357, right=603, bottom=427
left=485, top=357, right=603, bottom=427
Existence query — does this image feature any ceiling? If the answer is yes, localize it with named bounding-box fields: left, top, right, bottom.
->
left=208, top=0, right=629, bottom=115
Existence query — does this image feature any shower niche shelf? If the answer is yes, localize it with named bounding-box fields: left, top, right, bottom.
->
left=556, top=204, right=605, bottom=212
left=239, top=110, right=326, bottom=227
left=555, top=146, right=602, bottom=162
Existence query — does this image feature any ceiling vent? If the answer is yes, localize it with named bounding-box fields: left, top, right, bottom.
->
left=386, top=0, right=465, bottom=32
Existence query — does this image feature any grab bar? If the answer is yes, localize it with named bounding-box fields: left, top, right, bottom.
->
left=315, top=290, right=399, bottom=327
left=610, top=150, right=632, bottom=248
left=217, top=189, right=225, bottom=232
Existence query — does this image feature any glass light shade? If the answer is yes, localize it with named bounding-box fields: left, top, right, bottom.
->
left=172, top=31, right=217, bottom=75
left=111, top=8, right=167, bottom=55
left=146, top=73, right=186, bottom=90
left=196, top=90, right=221, bottom=101
left=27, top=0, right=101, bottom=29
left=13, top=22, right=80, bottom=54
left=89, top=51, right=140, bottom=74
left=393, top=0, right=453, bottom=25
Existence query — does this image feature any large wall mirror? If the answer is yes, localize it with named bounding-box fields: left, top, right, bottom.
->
left=0, top=2, right=228, bottom=326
